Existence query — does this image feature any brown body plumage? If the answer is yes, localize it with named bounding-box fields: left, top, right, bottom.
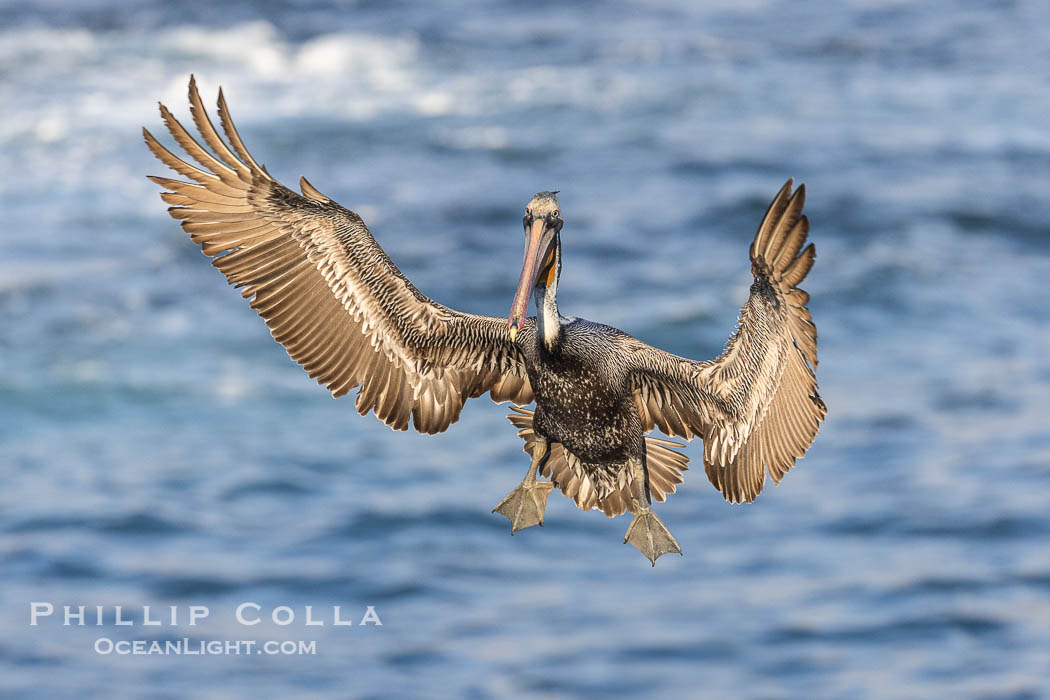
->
left=145, top=77, right=826, bottom=564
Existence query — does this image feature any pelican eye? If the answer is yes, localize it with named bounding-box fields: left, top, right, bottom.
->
left=551, top=210, right=559, bottom=219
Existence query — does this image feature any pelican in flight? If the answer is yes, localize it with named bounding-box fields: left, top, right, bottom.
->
left=145, top=77, right=826, bottom=564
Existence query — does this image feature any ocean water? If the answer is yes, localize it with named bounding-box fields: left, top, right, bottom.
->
left=2, top=1, right=1049, bottom=697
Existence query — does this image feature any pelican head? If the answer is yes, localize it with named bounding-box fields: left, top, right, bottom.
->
left=509, top=191, right=562, bottom=340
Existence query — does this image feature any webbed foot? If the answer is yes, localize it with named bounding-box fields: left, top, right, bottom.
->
left=493, top=480, right=554, bottom=533
left=624, top=511, right=682, bottom=566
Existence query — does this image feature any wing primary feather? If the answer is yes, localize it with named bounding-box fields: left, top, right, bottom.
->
left=143, top=128, right=244, bottom=197
left=762, top=184, right=805, bottom=262
left=216, top=87, right=265, bottom=174
left=187, top=75, right=251, bottom=178
left=158, top=103, right=241, bottom=186
left=751, top=178, right=793, bottom=259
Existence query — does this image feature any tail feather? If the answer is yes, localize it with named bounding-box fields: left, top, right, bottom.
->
left=506, top=407, right=689, bottom=517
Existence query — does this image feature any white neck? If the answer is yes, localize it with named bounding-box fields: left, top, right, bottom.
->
left=534, top=278, right=560, bottom=352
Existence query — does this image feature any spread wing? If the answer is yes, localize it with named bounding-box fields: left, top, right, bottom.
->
left=627, top=180, right=826, bottom=503
left=144, top=76, right=532, bottom=434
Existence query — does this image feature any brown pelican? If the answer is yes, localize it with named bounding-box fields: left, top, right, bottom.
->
left=145, top=77, right=826, bottom=565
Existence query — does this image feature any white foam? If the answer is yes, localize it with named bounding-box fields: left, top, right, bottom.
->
left=0, top=18, right=664, bottom=142
left=0, top=21, right=427, bottom=138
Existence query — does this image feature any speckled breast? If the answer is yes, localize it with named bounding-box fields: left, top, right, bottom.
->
left=524, top=320, right=643, bottom=466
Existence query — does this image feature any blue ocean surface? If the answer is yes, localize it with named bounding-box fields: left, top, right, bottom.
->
left=1, top=1, right=1048, bottom=697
